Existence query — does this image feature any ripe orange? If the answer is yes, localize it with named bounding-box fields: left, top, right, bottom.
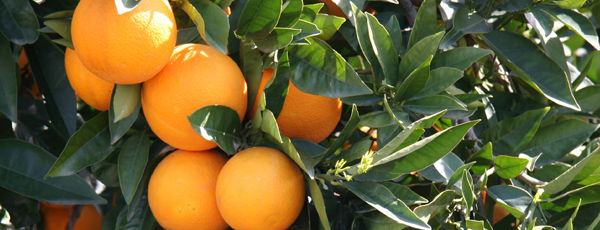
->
left=71, top=0, right=177, bottom=84
left=40, top=203, right=102, bottom=230
left=216, top=147, right=305, bottom=230
left=64, top=48, right=114, bottom=111
left=320, top=0, right=345, bottom=18
left=277, top=82, right=342, bottom=143
left=142, top=44, right=247, bottom=151
left=148, top=150, right=228, bottom=230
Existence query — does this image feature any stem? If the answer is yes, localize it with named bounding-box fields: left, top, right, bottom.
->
left=383, top=96, right=405, bottom=129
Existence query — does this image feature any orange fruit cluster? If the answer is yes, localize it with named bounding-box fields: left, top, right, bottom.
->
left=40, top=203, right=102, bottom=230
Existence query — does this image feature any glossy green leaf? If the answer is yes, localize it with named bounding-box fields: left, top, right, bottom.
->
left=482, top=31, right=580, bottom=110
left=255, top=28, right=300, bottom=53
left=525, top=9, right=571, bottom=78
left=235, top=0, right=282, bottom=40
left=396, top=56, right=431, bottom=100
left=465, top=220, right=484, bottom=230
left=271, top=135, right=315, bottom=178
left=43, top=19, right=72, bottom=41
left=112, top=84, right=140, bottom=123
left=544, top=183, right=600, bottom=212
left=333, top=136, right=372, bottom=163
left=384, top=15, right=403, bottom=56
left=264, top=52, right=290, bottom=116
left=108, top=88, right=140, bottom=144
left=359, top=110, right=409, bottom=128
left=115, top=0, right=141, bottom=14
left=292, top=19, right=321, bottom=43
left=321, top=104, right=359, bottom=159
left=563, top=199, right=582, bottom=230
left=469, top=142, right=493, bottom=175
left=191, top=0, right=230, bottom=54
left=419, top=152, right=464, bottom=184
left=308, top=179, right=331, bottom=230
left=519, top=119, right=598, bottom=165
left=0, top=0, right=39, bottom=45
left=481, top=107, right=549, bottom=155
left=240, top=41, right=264, bottom=117
left=447, top=162, right=476, bottom=190
left=381, top=182, right=428, bottom=205
left=118, top=132, right=150, bottom=204
left=26, top=36, right=77, bottom=138
left=299, top=3, right=323, bottom=22
left=398, top=32, right=444, bottom=81
left=277, top=0, right=303, bottom=27
left=188, top=105, right=242, bottom=155
left=352, top=5, right=384, bottom=84
left=0, top=139, right=105, bottom=204
left=461, top=169, right=474, bottom=213
left=542, top=146, right=600, bottom=194
left=441, top=7, right=489, bottom=48
left=115, top=197, right=157, bottom=230
left=288, top=38, right=372, bottom=97
left=366, top=13, right=399, bottom=85
left=343, top=181, right=430, bottom=230
left=494, top=155, right=529, bottom=179
left=0, top=35, right=17, bottom=122
left=486, top=185, right=533, bottom=219
left=552, top=0, right=585, bottom=9
left=408, top=0, right=442, bottom=49
left=47, top=112, right=112, bottom=177
left=540, top=4, right=600, bottom=50
left=431, top=47, right=492, bottom=70
left=415, top=67, right=463, bottom=97
left=313, top=14, right=345, bottom=40
left=575, top=86, right=600, bottom=113
left=260, top=109, right=284, bottom=143
left=414, top=190, right=456, bottom=222
left=404, top=95, right=467, bottom=114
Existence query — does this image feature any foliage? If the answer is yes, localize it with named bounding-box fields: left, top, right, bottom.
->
left=1, top=0, right=600, bottom=229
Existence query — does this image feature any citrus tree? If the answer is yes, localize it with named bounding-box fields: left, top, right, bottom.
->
left=1, top=0, right=600, bottom=229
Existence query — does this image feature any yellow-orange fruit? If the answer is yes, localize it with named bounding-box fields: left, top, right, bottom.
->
left=40, top=204, right=102, bottom=230
left=148, top=150, right=228, bottom=230
left=64, top=48, right=114, bottom=111
left=216, top=147, right=305, bottom=230
left=277, top=82, right=342, bottom=143
left=320, top=0, right=345, bottom=18
left=142, top=44, right=247, bottom=150
left=249, top=68, right=274, bottom=117
left=71, top=0, right=177, bottom=84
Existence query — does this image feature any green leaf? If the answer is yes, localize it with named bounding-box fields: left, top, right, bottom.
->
left=308, top=179, right=331, bottom=230
left=0, top=188, right=40, bottom=227
left=540, top=5, right=600, bottom=50
left=461, top=169, right=474, bottom=213
left=115, top=0, right=141, bottom=14
left=313, top=14, right=345, bottom=40
left=542, top=146, right=600, bottom=194
left=359, top=110, right=409, bottom=128
left=486, top=185, right=533, bottom=219
left=366, top=13, right=399, bottom=85
left=292, top=19, right=321, bottom=43
left=415, top=67, right=464, bottom=97
left=343, top=181, right=430, bottom=230
left=447, top=161, right=476, bottom=190
left=396, top=56, right=431, bottom=100
left=333, top=136, right=372, bottom=163
left=112, top=84, right=140, bottom=123
left=481, top=107, right=549, bottom=155
left=255, top=28, right=300, bottom=53
left=575, top=86, right=600, bottom=113
left=494, top=155, right=529, bottom=179
left=240, top=41, right=264, bottom=117
left=264, top=52, right=290, bottom=116
left=469, top=142, right=493, bottom=175
left=404, top=95, right=467, bottom=114
left=235, top=0, right=282, bottom=40
left=43, top=18, right=72, bottom=41
left=191, top=0, right=230, bottom=54
left=465, top=220, right=485, bottom=230
left=356, top=121, right=478, bottom=180
left=188, top=105, right=242, bottom=155
left=414, top=190, right=456, bottom=222
left=398, top=32, right=444, bottom=81
left=277, top=0, right=303, bottom=27
left=544, top=183, right=600, bottom=212
left=0, top=139, right=105, bottom=204
left=320, top=104, right=359, bottom=159
left=0, top=0, right=39, bottom=45
left=562, top=199, right=582, bottom=230
left=384, top=15, right=403, bottom=56
left=0, top=35, right=17, bottom=122
left=115, top=197, right=157, bottom=230
left=271, top=135, right=315, bottom=178
left=288, top=38, right=372, bottom=97
left=299, top=3, right=323, bottom=22
left=381, top=182, right=428, bottom=205
left=26, top=36, right=77, bottom=138
left=376, top=110, right=446, bottom=158
left=118, top=132, right=150, bottom=204
left=352, top=5, right=384, bottom=84
left=519, top=119, right=598, bottom=165
left=108, top=89, right=140, bottom=145
left=440, top=7, right=489, bottom=48
left=552, top=0, right=585, bottom=9
left=482, top=31, right=580, bottom=110
left=431, top=47, right=492, bottom=70
left=408, top=0, right=442, bottom=49
left=260, top=109, right=284, bottom=143
left=419, top=152, right=464, bottom=184
left=47, top=112, right=113, bottom=177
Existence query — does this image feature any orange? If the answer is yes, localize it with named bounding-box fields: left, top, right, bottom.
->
left=142, top=44, right=247, bottom=151
left=40, top=203, right=102, bottom=230
left=71, top=0, right=177, bottom=84
left=17, top=49, right=27, bottom=70
left=277, top=82, right=342, bottom=143
left=249, top=68, right=274, bottom=117
left=216, top=147, right=305, bottom=230
left=64, top=48, right=114, bottom=111
left=320, top=0, right=345, bottom=18
left=148, top=150, right=228, bottom=230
